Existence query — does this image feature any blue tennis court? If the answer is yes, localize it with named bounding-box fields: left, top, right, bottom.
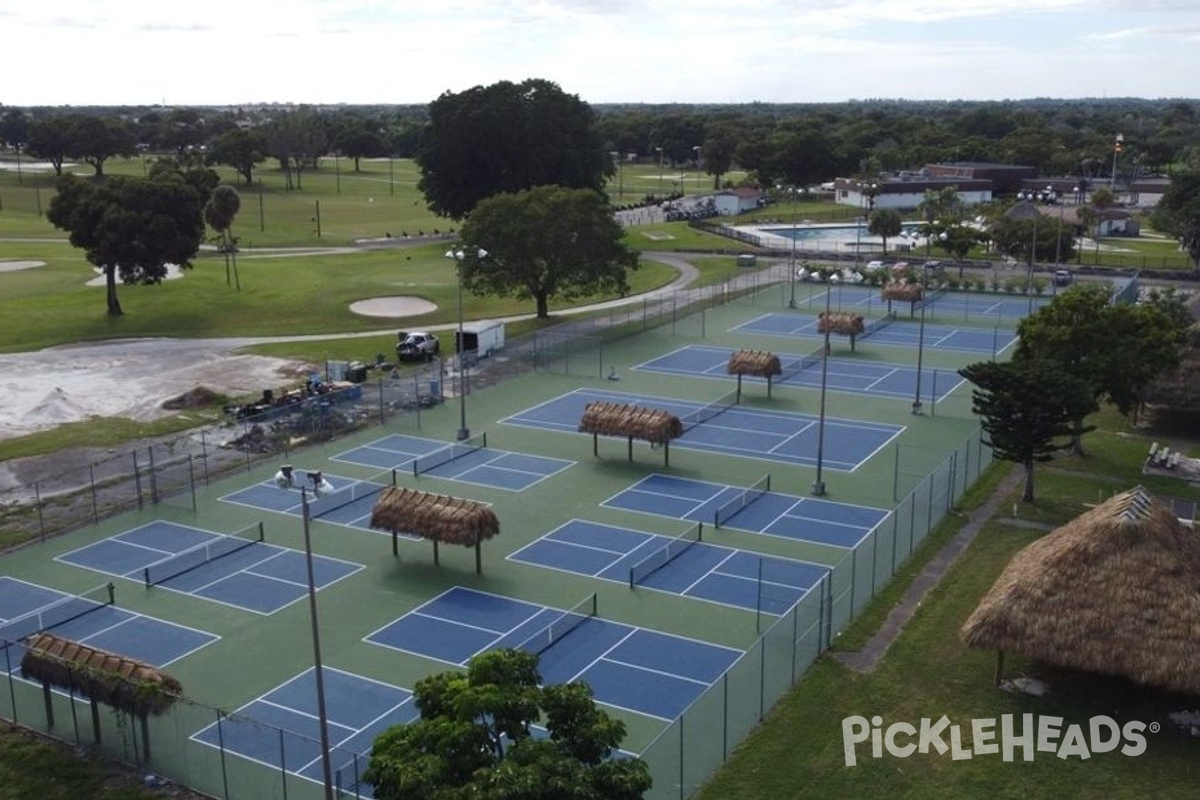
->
left=221, top=470, right=399, bottom=533
left=603, top=474, right=889, bottom=549
left=333, top=433, right=575, bottom=491
left=0, top=576, right=217, bottom=672
left=636, top=344, right=964, bottom=402
left=508, top=519, right=828, bottom=615
left=192, top=666, right=416, bottom=798
left=785, top=284, right=1050, bottom=321
left=365, top=586, right=742, bottom=722
left=502, top=388, right=902, bottom=471
left=734, top=312, right=1017, bottom=354
left=53, top=521, right=362, bottom=614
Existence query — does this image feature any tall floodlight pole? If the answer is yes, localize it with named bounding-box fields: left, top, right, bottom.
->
left=655, top=147, right=664, bottom=197
left=912, top=267, right=928, bottom=415
left=692, top=145, right=702, bottom=196
left=445, top=246, right=488, bottom=440
left=1111, top=133, right=1123, bottom=193
left=813, top=273, right=834, bottom=496
left=788, top=187, right=799, bottom=308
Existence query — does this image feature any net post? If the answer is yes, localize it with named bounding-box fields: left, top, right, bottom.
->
left=482, top=432, right=487, bottom=448
left=412, top=459, right=419, bottom=478
left=257, top=521, right=265, bottom=543
left=391, top=468, right=397, bottom=487
left=143, top=567, right=151, bottom=589
left=106, top=582, right=115, bottom=605
left=697, top=521, right=703, bottom=543
left=590, top=592, right=597, bottom=617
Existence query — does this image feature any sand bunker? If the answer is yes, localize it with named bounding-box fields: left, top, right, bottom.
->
left=0, top=260, right=46, bottom=273
left=349, top=296, right=438, bottom=317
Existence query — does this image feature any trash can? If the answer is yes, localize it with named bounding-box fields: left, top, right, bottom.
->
left=430, top=379, right=442, bottom=401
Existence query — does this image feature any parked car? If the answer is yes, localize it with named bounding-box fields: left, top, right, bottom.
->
left=1054, top=269, right=1073, bottom=287
left=396, top=331, right=440, bottom=362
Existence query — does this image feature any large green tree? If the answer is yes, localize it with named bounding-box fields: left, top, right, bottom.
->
left=1015, top=284, right=1188, bottom=451
left=364, top=649, right=651, bottom=800
left=207, top=128, right=269, bottom=186
left=1150, top=171, right=1200, bottom=270
left=64, top=114, right=137, bottom=177
left=47, top=173, right=205, bottom=316
left=959, top=359, right=1091, bottom=502
left=25, top=116, right=72, bottom=176
left=417, top=78, right=613, bottom=220
left=458, top=186, right=638, bottom=318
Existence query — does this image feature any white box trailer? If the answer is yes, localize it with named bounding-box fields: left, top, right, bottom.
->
left=455, top=320, right=505, bottom=358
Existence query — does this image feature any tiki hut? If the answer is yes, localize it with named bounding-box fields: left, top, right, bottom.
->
left=961, top=486, right=1200, bottom=695
left=881, top=281, right=924, bottom=317
left=577, top=401, right=684, bottom=466
left=817, top=310, right=866, bottom=352
left=727, top=349, right=782, bottom=398
left=21, top=632, right=182, bottom=760
left=370, top=486, right=500, bottom=573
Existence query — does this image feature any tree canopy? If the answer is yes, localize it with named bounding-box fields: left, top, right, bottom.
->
left=458, top=185, right=638, bottom=318
left=959, top=359, right=1091, bottom=502
left=364, top=649, right=651, bottom=800
left=1015, top=284, right=1188, bottom=448
left=417, top=78, right=613, bottom=220
left=47, top=173, right=205, bottom=316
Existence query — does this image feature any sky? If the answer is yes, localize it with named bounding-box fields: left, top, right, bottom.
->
left=3, top=1, right=1198, bottom=108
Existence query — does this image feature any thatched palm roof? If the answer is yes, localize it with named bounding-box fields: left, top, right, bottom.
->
left=817, top=311, right=865, bottom=336
left=20, top=633, right=182, bottom=716
left=578, top=401, right=682, bottom=445
left=727, top=349, right=782, bottom=379
left=961, top=486, right=1200, bottom=695
left=881, top=282, right=923, bottom=302
left=370, top=486, right=499, bottom=546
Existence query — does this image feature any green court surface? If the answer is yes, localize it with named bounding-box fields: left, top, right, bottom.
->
left=0, top=277, right=998, bottom=799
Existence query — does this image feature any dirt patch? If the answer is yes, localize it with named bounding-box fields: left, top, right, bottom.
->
left=348, top=296, right=438, bottom=317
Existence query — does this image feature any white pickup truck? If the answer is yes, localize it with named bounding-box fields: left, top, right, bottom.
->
left=396, top=331, right=440, bottom=362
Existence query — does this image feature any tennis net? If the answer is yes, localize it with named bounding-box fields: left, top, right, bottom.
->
left=714, top=474, right=772, bottom=529
left=778, top=348, right=825, bottom=383
left=860, top=312, right=896, bottom=340
left=917, top=285, right=947, bottom=310
left=681, top=389, right=739, bottom=431
left=143, top=523, right=265, bottom=587
left=628, top=522, right=704, bottom=588
left=308, top=469, right=396, bottom=520
left=412, top=432, right=488, bottom=477
left=515, top=593, right=598, bottom=657
left=0, top=582, right=115, bottom=644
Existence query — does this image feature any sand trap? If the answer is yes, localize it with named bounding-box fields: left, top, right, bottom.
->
left=349, top=296, right=438, bottom=317
left=85, top=264, right=184, bottom=286
left=0, top=260, right=46, bottom=273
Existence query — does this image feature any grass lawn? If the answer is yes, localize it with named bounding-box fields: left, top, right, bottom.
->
left=697, top=410, right=1200, bottom=800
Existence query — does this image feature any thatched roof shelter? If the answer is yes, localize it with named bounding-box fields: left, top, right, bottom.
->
left=961, top=486, right=1200, bottom=695
left=577, top=401, right=683, bottom=466
left=881, top=282, right=923, bottom=302
left=21, top=632, right=182, bottom=758
left=370, top=486, right=500, bottom=572
left=727, top=349, right=782, bottom=399
left=817, top=311, right=866, bottom=352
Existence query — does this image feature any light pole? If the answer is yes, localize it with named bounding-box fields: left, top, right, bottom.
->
left=812, top=271, right=834, bottom=496
left=1111, top=133, right=1123, bottom=193
left=855, top=182, right=878, bottom=269
left=655, top=147, right=664, bottom=197
left=692, top=145, right=701, bottom=196
left=444, top=246, right=488, bottom=440
left=912, top=266, right=928, bottom=415
left=781, top=185, right=799, bottom=309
